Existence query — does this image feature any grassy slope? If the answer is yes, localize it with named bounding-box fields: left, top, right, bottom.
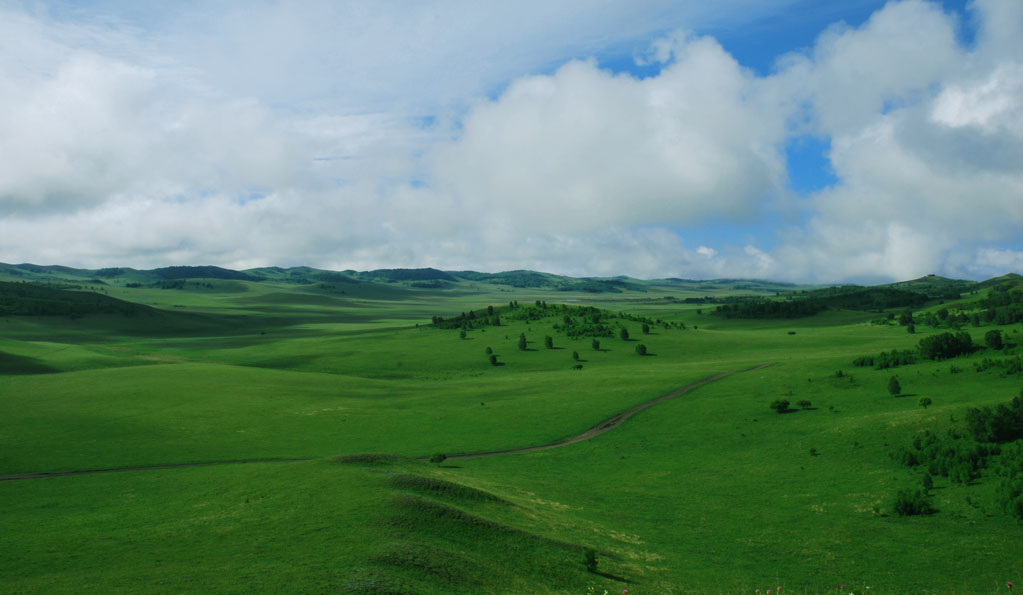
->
left=1, top=276, right=1021, bottom=593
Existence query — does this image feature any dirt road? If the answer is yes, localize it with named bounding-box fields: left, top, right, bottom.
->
left=444, top=363, right=771, bottom=461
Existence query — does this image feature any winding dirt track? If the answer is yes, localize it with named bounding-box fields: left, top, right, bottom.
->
left=1, top=363, right=770, bottom=480
left=443, top=362, right=772, bottom=461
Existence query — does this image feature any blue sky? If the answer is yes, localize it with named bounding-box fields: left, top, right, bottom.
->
left=0, top=0, right=1019, bottom=282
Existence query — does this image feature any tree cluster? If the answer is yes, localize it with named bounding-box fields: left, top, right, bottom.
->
left=918, top=331, right=974, bottom=360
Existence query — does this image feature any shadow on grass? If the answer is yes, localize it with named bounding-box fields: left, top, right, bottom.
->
left=0, top=352, right=60, bottom=375
left=589, top=570, right=632, bottom=583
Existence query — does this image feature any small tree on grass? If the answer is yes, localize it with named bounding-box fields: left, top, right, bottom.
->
left=544, top=335, right=554, bottom=349
left=591, top=339, right=600, bottom=351
left=583, top=548, right=598, bottom=573
left=429, top=453, right=447, bottom=466
left=642, top=323, right=650, bottom=334
left=489, top=354, right=499, bottom=366
left=635, top=344, right=647, bottom=356
left=459, top=329, right=466, bottom=340
left=770, top=399, right=790, bottom=413
left=986, top=329, right=1004, bottom=350
left=518, top=333, right=527, bottom=351
left=798, top=399, right=812, bottom=410
left=572, top=351, right=579, bottom=361
left=888, top=376, right=902, bottom=396
left=620, top=327, right=630, bottom=341
left=485, top=346, right=493, bottom=355
left=918, top=396, right=932, bottom=409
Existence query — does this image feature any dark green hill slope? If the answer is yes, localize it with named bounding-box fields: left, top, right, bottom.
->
left=0, top=281, right=156, bottom=317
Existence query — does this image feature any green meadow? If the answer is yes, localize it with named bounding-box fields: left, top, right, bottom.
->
left=1, top=266, right=1022, bottom=593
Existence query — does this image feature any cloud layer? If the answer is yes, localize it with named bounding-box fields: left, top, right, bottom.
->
left=0, top=0, right=1020, bottom=282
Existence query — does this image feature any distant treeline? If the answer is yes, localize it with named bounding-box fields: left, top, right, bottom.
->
left=714, top=287, right=930, bottom=319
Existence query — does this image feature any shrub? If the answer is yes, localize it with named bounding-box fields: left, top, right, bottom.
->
left=892, top=488, right=933, bottom=516
left=798, top=399, right=812, bottom=410
left=635, top=344, right=647, bottom=356
left=429, top=453, right=447, bottom=465
left=591, top=339, right=600, bottom=351
left=918, top=396, right=932, bottom=409
left=770, top=399, right=790, bottom=413
left=584, top=548, right=598, bottom=572
left=888, top=376, right=902, bottom=396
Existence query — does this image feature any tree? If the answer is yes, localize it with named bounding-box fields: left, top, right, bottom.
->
left=918, top=396, right=932, bottom=409
left=544, top=335, right=554, bottom=349
left=591, top=339, right=600, bottom=351
left=459, top=329, right=466, bottom=340
left=986, top=329, right=1004, bottom=350
left=798, top=399, right=812, bottom=410
left=620, top=327, right=630, bottom=341
left=572, top=351, right=579, bottom=361
left=642, top=323, right=650, bottom=334
left=922, top=472, right=933, bottom=491
left=485, top=346, right=493, bottom=355
left=489, top=354, right=499, bottom=366
left=907, top=323, right=915, bottom=334
left=429, top=453, right=447, bottom=466
left=888, top=376, right=902, bottom=396
left=770, top=399, right=790, bottom=413
left=635, top=343, right=647, bottom=356
left=584, top=548, right=598, bottom=573
left=518, top=333, right=527, bottom=351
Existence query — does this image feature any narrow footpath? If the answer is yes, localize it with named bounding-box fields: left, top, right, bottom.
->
left=444, top=362, right=772, bottom=461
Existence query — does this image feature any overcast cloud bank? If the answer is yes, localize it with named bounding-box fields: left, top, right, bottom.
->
left=0, top=0, right=1020, bottom=282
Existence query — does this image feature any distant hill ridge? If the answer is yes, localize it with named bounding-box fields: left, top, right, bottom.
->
left=0, top=261, right=1017, bottom=296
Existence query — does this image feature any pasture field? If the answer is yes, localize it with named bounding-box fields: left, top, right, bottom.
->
left=1, top=270, right=1022, bottom=593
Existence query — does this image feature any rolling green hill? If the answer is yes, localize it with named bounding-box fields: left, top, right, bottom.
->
left=1, top=266, right=1021, bottom=593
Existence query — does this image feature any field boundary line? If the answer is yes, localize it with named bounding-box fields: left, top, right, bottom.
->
left=0, top=457, right=314, bottom=482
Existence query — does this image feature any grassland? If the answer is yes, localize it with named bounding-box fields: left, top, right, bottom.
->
left=1, top=266, right=1021, bottom=593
